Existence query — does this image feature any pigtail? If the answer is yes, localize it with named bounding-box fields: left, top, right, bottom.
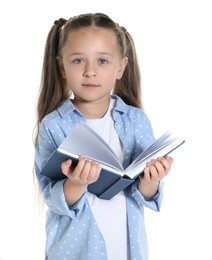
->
left=34, top=18, right=70, bottom=145
left=36, top=19, right=69, bottom=124
left=113, top=28, right=142, bottom=109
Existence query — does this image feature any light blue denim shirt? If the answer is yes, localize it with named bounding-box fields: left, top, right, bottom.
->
left=34, top=95, right=164, bottom=260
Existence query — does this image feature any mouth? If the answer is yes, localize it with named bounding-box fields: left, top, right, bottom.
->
left=82, top=84, right=100, bottom=88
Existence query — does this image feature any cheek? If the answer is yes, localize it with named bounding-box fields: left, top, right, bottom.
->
left=65, top=67, right=81, bottom=79
left=104, top=76, right=117, bottom=89
left=65, top=72, right=83, bottom=88
left=105, top=67, right=119, bottom=79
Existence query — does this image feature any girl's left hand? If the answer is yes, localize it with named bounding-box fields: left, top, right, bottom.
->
left=138, top=156, right=173, bottom=200
left=143, top=156, right=174, bottom=183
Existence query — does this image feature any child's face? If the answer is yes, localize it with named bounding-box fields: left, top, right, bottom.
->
left=58, top=26, right=128, bottom=103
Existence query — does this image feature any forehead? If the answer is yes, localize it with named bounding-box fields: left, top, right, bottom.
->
left=68, top=26, right=116, bottom=40
left=63, top=26, right=119, bottom=52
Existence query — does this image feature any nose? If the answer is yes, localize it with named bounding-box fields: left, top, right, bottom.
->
left=83, top=62, right=96, bottom=77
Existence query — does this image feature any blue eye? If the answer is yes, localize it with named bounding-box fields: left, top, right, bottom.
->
left=73, top=59, right=83, bottom=64
left=98, top=59, right=108, bottom=64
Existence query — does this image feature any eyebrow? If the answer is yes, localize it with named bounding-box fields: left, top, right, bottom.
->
left=68, top=52, right=113, bottom=57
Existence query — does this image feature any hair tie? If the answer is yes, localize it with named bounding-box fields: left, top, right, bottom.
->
left=120, top=26, right=127, bottom=33
left=54, top=18, right=66, bottom=26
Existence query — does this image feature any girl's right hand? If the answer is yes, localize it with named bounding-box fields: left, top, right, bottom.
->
left=61, top=156, right=101, bottom=186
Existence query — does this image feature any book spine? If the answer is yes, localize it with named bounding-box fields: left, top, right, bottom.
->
left=97, top=178, right=134, bottom=200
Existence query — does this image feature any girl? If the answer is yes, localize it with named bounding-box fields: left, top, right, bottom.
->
left=34, top=13, right=173, bottom=260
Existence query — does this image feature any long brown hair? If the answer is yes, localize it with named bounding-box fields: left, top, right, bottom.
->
left=35, top=13, right=142, bottom=144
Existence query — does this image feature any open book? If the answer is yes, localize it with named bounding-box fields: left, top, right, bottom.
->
left=40, top=122, right=185, bottom=200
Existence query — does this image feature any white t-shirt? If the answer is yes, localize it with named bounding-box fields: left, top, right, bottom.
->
left=86, top=99, right=127, bottom=260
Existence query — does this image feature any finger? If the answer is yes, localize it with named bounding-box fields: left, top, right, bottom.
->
left=146, top=159, right=165, bottom=180
left=143, top=166, right=151, bottom=181
left=157, top=157, right=173, bottom=172
left=61, top=159, right=73, bottom=176
left=87, top=162, right=101, bottom=182
left=72, top=157, right=87, bottom=178
left=148, top=163, right=161, bottom=180
left=79, top=159, right=93, bottom=181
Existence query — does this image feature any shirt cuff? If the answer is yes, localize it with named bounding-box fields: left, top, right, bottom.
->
left=130, top=180, right=164, bottom=212
left=43, top=179, right=87, bottom=219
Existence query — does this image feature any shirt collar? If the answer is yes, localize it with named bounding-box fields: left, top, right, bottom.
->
left=57, top=99, right=80, bottom=118
left=57, top=95, right=128, bottom=118
left=111, top=94, right=128, bottom=114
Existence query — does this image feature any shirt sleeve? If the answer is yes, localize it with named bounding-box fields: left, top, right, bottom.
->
left=130, top=180, right=164, bottom=212
left=34, top=121, right=86, bottom=219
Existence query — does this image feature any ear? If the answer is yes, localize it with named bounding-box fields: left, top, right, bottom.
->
left=117, top=57, right=128, bottom=80
left=56, top=56, right=66, bottom=79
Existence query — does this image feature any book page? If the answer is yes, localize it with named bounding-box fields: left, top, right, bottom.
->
left=125, top=132, right=185, bottom=179
left=59, top=122, right=124, bottom=171
left=129, top=131, right=174, bottom=167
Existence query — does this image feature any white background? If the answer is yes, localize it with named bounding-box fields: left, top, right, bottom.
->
left=0, top=0, right=211, bottom=259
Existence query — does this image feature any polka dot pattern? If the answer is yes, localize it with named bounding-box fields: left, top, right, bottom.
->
left=34, top=95, right=164, bottom=259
